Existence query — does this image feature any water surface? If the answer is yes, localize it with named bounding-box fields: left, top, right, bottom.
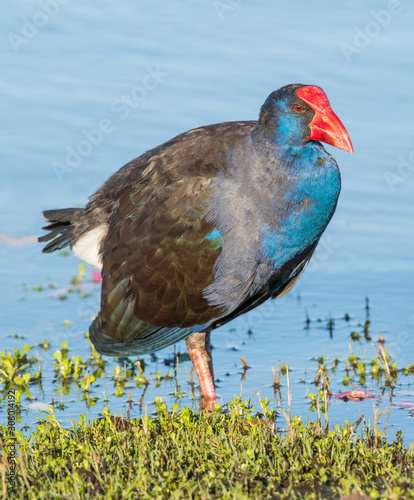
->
left=1, top=1, right=414, bottom=442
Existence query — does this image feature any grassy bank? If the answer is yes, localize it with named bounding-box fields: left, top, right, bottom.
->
left=1, top=397, right=414, bottom=499
left=1, top=295, right=414, bottom=499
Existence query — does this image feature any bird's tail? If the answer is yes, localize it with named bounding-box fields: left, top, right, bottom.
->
left=89, top=313, right=194, bottom=357
left=38, top=208, right=82, bottom=252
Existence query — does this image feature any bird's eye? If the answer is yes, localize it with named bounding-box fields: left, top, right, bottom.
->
left=294, top=104, right=304, bottom=113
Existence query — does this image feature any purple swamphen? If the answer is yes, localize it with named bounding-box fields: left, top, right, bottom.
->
left=40, top=84, right=353, bottom=406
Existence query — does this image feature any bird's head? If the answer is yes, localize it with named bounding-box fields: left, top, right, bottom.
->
left=258, top=84, right=353, bottom=154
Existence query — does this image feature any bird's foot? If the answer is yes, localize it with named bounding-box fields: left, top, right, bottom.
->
left=199, top=395, right=216, bottom=412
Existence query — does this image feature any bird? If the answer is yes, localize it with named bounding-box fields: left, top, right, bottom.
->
left=39, top=84, right=353, bottom=407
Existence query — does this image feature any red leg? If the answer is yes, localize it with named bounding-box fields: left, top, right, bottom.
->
left=186, top=331, right=216, bottom=408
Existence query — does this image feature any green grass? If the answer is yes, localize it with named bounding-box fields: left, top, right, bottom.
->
left=1, top=294, right=414, bottom=498
left=1, top=398, right=414, bottom=499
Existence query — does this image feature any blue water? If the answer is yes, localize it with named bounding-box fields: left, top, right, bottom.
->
left=1, top=1, right=414, bottom=443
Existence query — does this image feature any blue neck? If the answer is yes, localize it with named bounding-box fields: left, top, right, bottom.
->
left=260, top=141, right=341, bottom=269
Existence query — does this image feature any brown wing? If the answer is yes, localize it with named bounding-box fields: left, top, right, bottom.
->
left=86, top=121, right=257, bottom=351
left=101, top=172, right=221, bottom=340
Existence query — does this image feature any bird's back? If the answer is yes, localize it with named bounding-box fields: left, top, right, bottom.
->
left=40, top=118, right=340, bottom=355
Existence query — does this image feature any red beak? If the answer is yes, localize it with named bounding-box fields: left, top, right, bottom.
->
left=296, top=86, right=354, bottom=154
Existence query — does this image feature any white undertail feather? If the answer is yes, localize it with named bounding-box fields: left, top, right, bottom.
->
left=72, top=224, right=107, bottom=270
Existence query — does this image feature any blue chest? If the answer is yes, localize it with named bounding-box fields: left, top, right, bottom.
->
left=260, top=145, right=341, bottom=268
